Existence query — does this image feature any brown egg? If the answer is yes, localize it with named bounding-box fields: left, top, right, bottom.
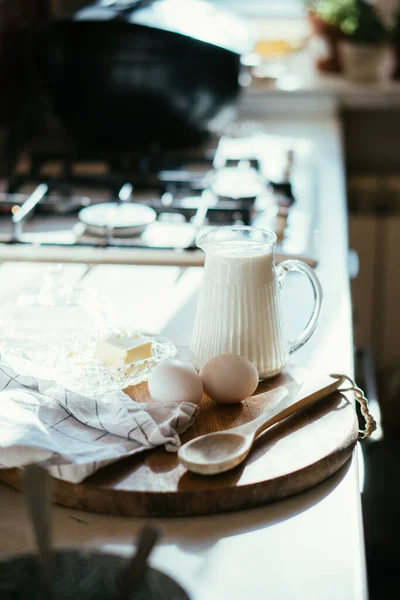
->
left=199, top=353, right=259, bottom=404
left=148, top=359, right=203, bottom=405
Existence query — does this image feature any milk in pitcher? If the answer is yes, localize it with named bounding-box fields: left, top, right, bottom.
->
left=190, top=240, right=287, bottom=378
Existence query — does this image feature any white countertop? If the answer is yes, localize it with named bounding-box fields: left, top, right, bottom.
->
left=240, top=45, right=400, bottom=114
left=0, top=115, right=369, bottom=599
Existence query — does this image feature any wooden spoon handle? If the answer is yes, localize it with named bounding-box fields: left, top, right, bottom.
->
left=233, top=374, right=345, bottom=439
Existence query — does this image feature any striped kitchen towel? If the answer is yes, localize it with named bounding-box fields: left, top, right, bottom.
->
left=0, top=363, right=198, bottom=483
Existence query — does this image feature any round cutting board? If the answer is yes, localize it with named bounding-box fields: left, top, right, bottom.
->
left=0, top=365, right=359, bottom=517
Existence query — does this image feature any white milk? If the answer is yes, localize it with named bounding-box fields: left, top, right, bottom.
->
left=190, top=241, right=287, bottom=378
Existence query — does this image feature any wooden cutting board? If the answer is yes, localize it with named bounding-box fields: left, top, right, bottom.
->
left=0, top=364, right=360, bottom=517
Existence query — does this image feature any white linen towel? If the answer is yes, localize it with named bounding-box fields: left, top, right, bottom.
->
left=0, top=363, right=198, bottom=483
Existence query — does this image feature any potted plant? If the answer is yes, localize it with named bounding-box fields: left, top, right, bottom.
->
left=336, top=0, right=393, bottom=81
left=307, top=0, right=350, bottom=72
left=308, top=1, right=394, bottom=80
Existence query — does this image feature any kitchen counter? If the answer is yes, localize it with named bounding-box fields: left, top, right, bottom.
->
left=0, top=115, right=369, bottom=599
left=240, top=46, right=400, bottom=115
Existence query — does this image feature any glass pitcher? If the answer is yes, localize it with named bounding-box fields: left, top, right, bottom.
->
left=190, top=226, right=322, bottom=379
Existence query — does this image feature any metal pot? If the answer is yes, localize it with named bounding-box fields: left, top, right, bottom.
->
left=36, top=0, right=252, bottom=149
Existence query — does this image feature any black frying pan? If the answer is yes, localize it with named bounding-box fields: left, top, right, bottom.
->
left=35, top=0, right=252, bottom=149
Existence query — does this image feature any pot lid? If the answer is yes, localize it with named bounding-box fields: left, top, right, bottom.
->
left=72, top=0, right=253, bottom=55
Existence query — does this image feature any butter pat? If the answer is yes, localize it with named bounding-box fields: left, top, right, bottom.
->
left=95, top=332, right=152, bottom=368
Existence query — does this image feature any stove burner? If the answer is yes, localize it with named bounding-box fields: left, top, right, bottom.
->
left=0, top=124, right=305, bottom=255
left=78, top=202, right=157, bottom=238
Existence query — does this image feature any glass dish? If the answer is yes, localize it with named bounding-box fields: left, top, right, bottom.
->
left=0, top=330, right=177, bottom=397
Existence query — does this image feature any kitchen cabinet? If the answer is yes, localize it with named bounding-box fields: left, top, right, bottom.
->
left=343, top=108, right=400, bottom=371
left=349, top=214, right=400, bottom=369
left=348, top=215, right=378, bottom=352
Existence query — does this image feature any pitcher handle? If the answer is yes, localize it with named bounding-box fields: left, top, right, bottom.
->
left=275, top=259, right=323, bottom=354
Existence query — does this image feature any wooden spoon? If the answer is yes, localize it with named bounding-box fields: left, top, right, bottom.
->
left=178, top=374, right=345, bottom=475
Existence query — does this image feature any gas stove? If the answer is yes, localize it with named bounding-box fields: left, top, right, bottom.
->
left=0, top=119, right=318, bottom=267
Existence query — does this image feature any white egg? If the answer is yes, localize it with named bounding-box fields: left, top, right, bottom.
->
left=148, top=359, right=204, bottom=405
left=199, top=353, right=259, bottom=404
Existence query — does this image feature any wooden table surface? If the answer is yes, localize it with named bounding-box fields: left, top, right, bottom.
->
left=0, top=117, right=368, bottom=600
